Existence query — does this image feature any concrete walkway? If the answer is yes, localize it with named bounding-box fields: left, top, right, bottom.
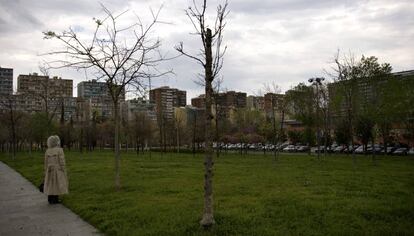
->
left=0, top=161, right=101, bottom=236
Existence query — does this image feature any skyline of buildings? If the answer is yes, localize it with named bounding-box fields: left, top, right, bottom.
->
left=1, top=68, right=414, bottom=124
left=3, top=67, right=414, bottom=106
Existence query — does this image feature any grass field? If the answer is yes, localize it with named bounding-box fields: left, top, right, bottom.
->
left=1, top=151, right=414, bottom=235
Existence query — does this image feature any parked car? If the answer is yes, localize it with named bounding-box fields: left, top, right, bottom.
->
left=354, top=145, right=365, bottom=154
left=278, top=142, right=290, bottom=151
left=283, top=145, right=296, bottom=152
left=343, top=145, right=359, bottom=154
left=328, top=144, right=338, bottom=153
left=311, top=146, right=326, bottom=153
left=408, top=147, right=414, bottom=155
left=248, top=144, right=257, bottom=150
left=392, top=147, right=408, bottom=156
left=265, top=144, right=275, bottom=150
left=296, top=145, right=310, bottom=152
left=333, top=145, right=346, bottom=153
left=381, top=146, right=396, bottom=155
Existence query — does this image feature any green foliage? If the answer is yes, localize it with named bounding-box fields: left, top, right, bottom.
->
left=303, top=127, right=316, bottom=146
left=330, top=54, right=399, bottom=146
left=335, top=120, right=352, bottom=145
left=352, top=56, right=392, bottom=79
left=30, top=112, right=57, bottom=144
left=355, top=115, right=374, bottom=146
left=286, top=83, right=315, bottom=127
left=287, top=130, right=302, bottom=144
left=1, top=151, right=414, bottom=235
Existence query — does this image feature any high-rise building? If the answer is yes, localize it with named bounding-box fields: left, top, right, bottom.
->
left=121, top=97, right=156, bottom=122
left=13, top=73, right=76, bottom=120
left=191, top=94, right=205, bottom=108
left=0, top=67, right=13, bottom=95
left=191, top=91, right=247, bottom=109
left=264, top=93, right=285, bottom=114
left=246, top=95, right=265, bottom=111
left=77, top=79, right=127, bottom=100
left=216, top=91, right=247, bottom=108
left=150, top=86, right=187, bottom=121
left=191, top=91, right=247, bottom=120
left=17, top=73, right=73, bottom=97
left=328, top=70, right=414, bottom=120
left=77, top=80, right=125, bottom=119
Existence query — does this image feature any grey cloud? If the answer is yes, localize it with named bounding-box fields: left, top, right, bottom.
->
left=230, top=0, right=366, bottom=15
left=0, top=0, right=134, bottom=35
left=357, top=4, right=414, bottom=34
left=0, top=0, right=43, bottom=34
left=0, top=0, right=413, bottom=101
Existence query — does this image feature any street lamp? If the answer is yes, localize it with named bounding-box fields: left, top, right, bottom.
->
left=308, top=77, right=325, bottom=85
left=308, top=77, right=325, bottom=160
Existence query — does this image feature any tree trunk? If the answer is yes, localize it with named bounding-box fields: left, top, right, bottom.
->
left=200, top=28, right=215, bottom=228
left=271, top=100, right=277, bottom=161
left=10, top=109, right=17, bottom=160
left=193, top=112, right=197, bottom=158
left=177, top=125, right=180, bottom=153
left=371, top=138, right=376, bottom=165
left=114, top=100, right=121, bottom=191
left=215, top=103, right=220, bottom=158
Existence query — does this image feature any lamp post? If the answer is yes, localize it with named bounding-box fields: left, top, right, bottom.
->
left=308, top=77, right=325, bottom=160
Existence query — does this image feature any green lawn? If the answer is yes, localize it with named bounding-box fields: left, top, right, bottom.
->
left=1, top=151, right=414, bottom=235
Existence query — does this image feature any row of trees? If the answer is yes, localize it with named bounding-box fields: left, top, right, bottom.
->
left=2, top=55, right=413, bottom=159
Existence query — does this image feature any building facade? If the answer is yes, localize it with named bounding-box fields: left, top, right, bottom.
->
left=9, top=73, right=76, bottom=121
left=191, top=91, right=247, bottom=109
left=0, top=67, right=13, bottom=95
left=246, top=95, right=265, bottom=111
left=77, top=80, right=126, bottom=120
left=122, top=98, right=157, bottom=122
left=17, top=73, right=73, bottom=97
left=150, top=86, right=187, bottom=121
left=77, top=79, right=126, bottom=100
left=191, top=94, right=205, bottom=108
left=263, top=93, right=285, bottom=114
left=328, top=70, right=414, bottom=120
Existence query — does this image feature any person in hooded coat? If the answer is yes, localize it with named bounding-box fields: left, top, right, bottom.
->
left=44, top=135, right=68, bottom=204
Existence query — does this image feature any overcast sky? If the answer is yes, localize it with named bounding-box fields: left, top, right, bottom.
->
left=0, top=0, right=413, bottom=102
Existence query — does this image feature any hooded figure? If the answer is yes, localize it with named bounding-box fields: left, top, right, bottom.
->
left=44, top=135, right=68, bottom=204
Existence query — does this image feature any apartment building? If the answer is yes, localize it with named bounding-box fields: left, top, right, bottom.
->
left=0, top=67, right=13, bottom=95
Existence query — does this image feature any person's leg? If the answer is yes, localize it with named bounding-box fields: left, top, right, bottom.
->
left=48, top=195, right=53, bottom=204
left=48, top=195, right=58, bottom=204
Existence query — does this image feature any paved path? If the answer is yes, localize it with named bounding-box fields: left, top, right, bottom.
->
left=0, top=161, right=101, bottom=236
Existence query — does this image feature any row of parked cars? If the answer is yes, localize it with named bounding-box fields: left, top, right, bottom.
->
left=213, top=142, right=414, bottom=155
left=326, top=144, right=414, bottom=155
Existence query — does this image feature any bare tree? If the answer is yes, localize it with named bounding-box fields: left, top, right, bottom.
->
left=175, top=0, right=228, bottom=228
left=43, top=4, right=169, bottom=191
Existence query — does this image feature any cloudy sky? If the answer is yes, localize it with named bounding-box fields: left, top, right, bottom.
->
left=0, top=0, right=413, bottom=102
